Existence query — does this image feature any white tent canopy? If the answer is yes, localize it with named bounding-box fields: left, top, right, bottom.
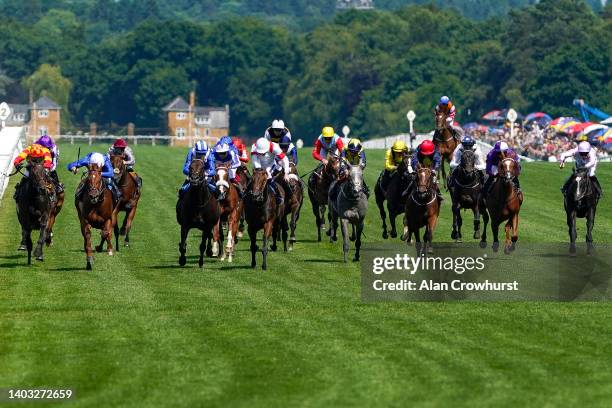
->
left=601, top=116, right=612, bottom=125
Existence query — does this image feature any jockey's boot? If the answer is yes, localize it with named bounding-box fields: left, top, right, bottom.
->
left=49, top=171, right=64, bottom=193
left=513, top=177, right=521, bottom=193
left=483, top=175, right=494, bottom=198
left=110, top=179, right=122, bottom=202
left=280, top=177, right=293, bottom=200
left=268, top=179, right=283, bottom=205
left=433, top=175, right=444, bottom=201
left=363, top=181, right=370, bottom=198
left=178, top=180, right=190, bottom=198
left=591, top=176, right=603, bottom=198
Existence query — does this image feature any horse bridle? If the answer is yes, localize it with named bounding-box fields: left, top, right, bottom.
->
left=411, top=168, right=436, bottom=206
left=189, top=159, right=206, bottom=186
left=247, top=170, right=267, bottom=202
left=87, top=169, right=105, bottom=204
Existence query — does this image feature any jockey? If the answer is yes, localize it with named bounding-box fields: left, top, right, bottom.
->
left=264, top=119, right=292, bottom=144
left=411, top=139, right=443, bottom=200
left=179, top=140, right=216, bottom=198
left=560, top=141, right=602, bottom=198
left=33, top=135, right=63, bottom=193
left=278, top=134, right=298, bottom=166
left=312, top=126, right=344, bottom=166
left=435, top=96, right=463, bottom=140
left=449, top=135, right=486, bottom=186
left=232, top=137, right=250, bottom=164
left=341, top=138, right=369, bottom=196
left=483, top=141, right=521, bottom=196
left=67, top=152, right=121, bottom=202
left=12, top=143, right=53, bottom=201
left=379, top=139, right=411, bottom=194
left=108, top=138, right=142, bottom=190
left=251, top=137, right=291, bottom=205
left=212, top=139, right=243, bottom=196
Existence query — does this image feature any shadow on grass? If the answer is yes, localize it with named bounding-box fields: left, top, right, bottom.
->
left=0, top=254, right=23, bottom=260
left=0, top=262, right=26, bottom=268
left=49, top=267, right=88, bottom=272
left=302, top=258, right=344, bottom=263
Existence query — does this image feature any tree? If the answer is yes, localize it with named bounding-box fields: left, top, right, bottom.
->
left=23, top=64, right=73, bottom=126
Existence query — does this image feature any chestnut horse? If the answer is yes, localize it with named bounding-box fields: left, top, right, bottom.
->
left=307, top=155, right=340, bottom=241
left=402, top=167, right=440, bottom=255
left=212, top=164, right=241, bottom=262
left=110, top=154, right=141, bottom=248
left=176, top=159, right=220, bottom=267
left=480, top=158, right=523, bottom=254
left=14, top=160, right=55, bottom=264
left=245, top=168, right=285, bottom=270
left=75, top=163, right=116, bottom=270
left=434, top=110, right=459, bottom=189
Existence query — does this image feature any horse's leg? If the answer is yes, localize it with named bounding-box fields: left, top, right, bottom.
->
left=281, top=216, right=288, bottom=252
left=311, top=196, right=322, bottom=242
left=353, top=220, right=364, bottom=262
left=376, top=190, right=388, bottom=239
left=114, top=221, right=120, bottom=251
left=24, top=228, right=33, bottom=265
left=178, top=225, right=188, bottom=266
left=249, top=226, right=258, bottom=268
left=104, top=218, right=114, bottom=256
left=426, top=215, right=436, bottom=255
left=491, top=220, right=500, bottom=253
left=271, top=219, right=279, bottom=252
left=451, top=201, right=459, bottom=241
left=123, top=205, right=137, bottom=247
left=414, top=227, right=423, bottom=256
left=45, top=207, right=56, bottom=247
left=330, top=206, right=339, bottom=243
left=350, top=224, right=356, bottom=242
left=289, top=205, right=298, bottom=251
left=510, top=213, right=519, bottom=252
left=82, top=222, right=94, bottom=270
left=33, top=217, right=48, bottom=261
left=441, top=156, right=447, bottom=190
left=567, top=209, right=577, bottom=256
left=95, top=227, right=106, bottom=253
left=199, top=232, right=206, bottom=268
left=341, top=218, right=350, bottom=263
left=480, top=205, right=489, bottom=249
left=504, top=220, right=512, bottom=255
left=225, top=208, right=239, bottom=263
left=119, top=212, right=128, bottom=235
left=586, top=207, right=596, bottom=255
left=262, top=221, right=273, bottom=271
left=473, top=203, right=481, bottom=240
left=389, top=206, right=398, bottom=239
left=212, top=220, right=221, bottom=257
left=456, top=208, right=463, bottom=242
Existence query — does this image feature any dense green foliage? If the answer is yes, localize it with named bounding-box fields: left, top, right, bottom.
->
left=0, top=0, right=609, bottom=141
left=1, top=145, right=611, bottom=406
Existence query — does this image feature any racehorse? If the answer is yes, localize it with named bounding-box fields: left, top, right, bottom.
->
left=176, top=158, right=220, bottom=267
left=307, top=155, right=340, bottom=242
left=402, top=167, right=440, bottom=255
left=75, top=162, right=116, bottom=270
left=562, top=167, right=599, bottom=256
left=449, top=149, right=488, bottom=242
left=212, top=164, right=241, bottom=262
left=374, top=151, right=412, bottom=239
left=236, top=164, right=251, bottom=239
left=45, top=180, right=64, bottom=248
left=285, top=162, right=304, bottom=251
left=480, top=158, right=523, bottom=254
left=110, top=154, right=141, bottom=248
left=15, top=159, right=54, bottom=264
left=329, top=165, right=368, bottom=262
left=434, top=110, right=459, bottom=189
left=244, top=168, right=286, bottom=270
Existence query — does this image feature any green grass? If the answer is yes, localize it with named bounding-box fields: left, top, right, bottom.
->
left=0, top=145, right=611, bottom=407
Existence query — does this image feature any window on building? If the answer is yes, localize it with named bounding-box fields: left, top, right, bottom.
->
left=39, top=126, right=48, bottom=136
left=38, top=110, right=49, bottom=118
left=176, top=112, right=186, bottom=120
left=176, top=128, right=186, bottom=139
left=205, top=128, right=210, bottom=136
left=195, top=116, right=210, bottom=125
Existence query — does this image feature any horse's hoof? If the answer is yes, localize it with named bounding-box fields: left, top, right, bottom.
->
left=325, top=229, right=331, bottom=237
left=390, top=231, right=397, bottom=239
left=119, top=227, right=126, bottom=236
left=108, top=250, right=113, bottom=256
left=332, top=236, right=338, bottom=242
left=569, top=251, right=577, bottom=257
left=288, top=244, right=293, bottom=251
left=382, top=232, right=388, bottom=239
left=18, top=245, right=26, bottom=251
left=455, top=239, right=462, bottom=243
left=492, top=242, right=499, bottom=252
left=179, top=256, right=187, bottom=266
left=504, top=246, right=511, bottom=255
left=95, top=246, right=103, bottom=253
left=212, top=242, right=219, bottom=257
left=451, top=231, right=458, bottom=240
left=510, top=242, right=516, bottom=252
left=86, top=262, right=92, bottom=270
left=427, top=246, right=434, bottom=254
left=262, top=265, right=267, bottom=271
left=473, top=231, right=481, bottom=240
left=479, top=241, right=487, bottom=249
left=236, top=231, right=243, bottom=239
left=124, top=242, right=130, bottom=247
left=352, top=256, right=360, bottom=262
left=199, top=259, right=204, bottom=268
left=36, top=256, right=44, bottom=262
left=270, top=245, right=277, bottom=252
left=228, top=256, right=233, bottom=263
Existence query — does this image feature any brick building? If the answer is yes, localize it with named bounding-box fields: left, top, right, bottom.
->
left=163, top=92, right=230, bottom=147
left=7, top=96, right=62, bottom=140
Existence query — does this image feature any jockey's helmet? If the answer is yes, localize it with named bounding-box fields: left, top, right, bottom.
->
left=254, top=138, right=270, bottom=155
left=194, top=140, right=208, bottom=155
left=270, top=119, right=285, bottom=140
left=272, top=119, right=285, bottom=129
left=216, top=143, right=230, bottom=160
left=578, top=141, right=591, bottom=154
left=391, top=140, right=407, bottom=153
left=420, top=140, right=435, bottom=156
left=461, top=136, right=475, bottom=149
left=348, top=138, right=362, bottom=153
left=279, top=135, right=291, bottom=151
left=113, top=138, right=127, bottom=149
left=439, top=96, right=450, bottom=106
left=89, top=152, right=105, bottom=167
left=497, top=141, right=509, bottom=152
left=322, top=126, right=335, bottom=139
left=30, top=144, right=47, bottom=158
left=35, top=135, right=54, bottom=150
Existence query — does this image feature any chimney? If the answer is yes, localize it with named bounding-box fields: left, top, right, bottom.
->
left=189, top=91, right=196, bottom=111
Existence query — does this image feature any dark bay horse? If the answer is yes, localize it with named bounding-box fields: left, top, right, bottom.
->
left=245, top=168, right=286, bottom=270
left=449, top=149, right=488, bottom=242
left=329, top=165, right=368, bottom=262
left=212, top=164, right=241, bottom=262
left=402, top=167, right=440, bottom=255
left=278, top=162, right=303, bottom=251
left=75, top=163, right=116, bottom=270
left=434, top=110, right=459, bottom=189
left=308, top=155, right=340, bottom=241
left=15, top=160, right=55, bottom=264
left=45, top=185, right=64, bottom=248
left=176, top=159, right=220, bottom=267
left=374, top=151, right=411, bottom=239
left=110, top=154, right=141, bottom=248
left=562, top=167, right=599, bottom=256
left=480, top=158, right=523, bottom=254
left=236, top=164, right=251, bottom=239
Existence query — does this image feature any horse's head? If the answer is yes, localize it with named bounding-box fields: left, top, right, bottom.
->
left=110, top=154, right=126, bottom=182
left=28, top=159, right=51, bottom=195
left=248, top=168, right=268, bottom=202
left=415, top=166, right=434, bottom=194
left=87, top=163, right=105, bottom=204
left=188, top=159, right=206, bottom=186
left=572, top=168, right=591, bottom=201
left=460, top=149, right=476, bottom=173
left=324, top=154, right=340, bottom=179
left=500, top=158, right=518, bottom=183
left=348, top=165, right=364, bottom=196
left=215, top=164, right=230, bottom=198
left=435, top=110, right=449, bottom=131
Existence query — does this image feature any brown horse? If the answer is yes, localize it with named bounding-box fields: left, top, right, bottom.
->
left=434, top=110, right=459, bottom=189
left=244, top=168, right=285, bottom=270
left=110, top=154, right=141, bottom=248
left=402, top=167, right=440, bottom=255
left=212, top=164, right=241, bottom=262
left=285, top=162, right=304, bottom=251
left=307, top=155, right=340, bottom=241
left=45, top=187, right=64, bottom=247
left=14, top=160, right=55, bottom=264
left=236, top=164, right=251, bottom=239
left=480, top=158, right=523, bottom=254
left=176, top=159, right=220, bottom=267
left=374, top=151, right=412, bottom=239
left=75, top=163, right=116, bottom=270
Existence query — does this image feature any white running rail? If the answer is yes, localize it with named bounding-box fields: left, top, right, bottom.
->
left=0, top=126, right=25, bottom=200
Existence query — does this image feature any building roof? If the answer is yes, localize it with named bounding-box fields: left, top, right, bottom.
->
left=33, top=95, right=61, bottom=109
left=6, top=104, right=29, bottom=126
left=163, top=97, right=190, bottom=112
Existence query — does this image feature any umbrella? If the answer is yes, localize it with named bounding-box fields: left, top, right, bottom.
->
left=482, top=110, right=503, bottom=121
left=583, top=124, right=608, bottom=134
left=603, top=142, right=612, bottom=153
left=558, top=121, right=581, bottom=133
left=550, top=117, right=579, bottom=130
left=601, top=116, right=612, bottom=125
left=525, top=112, right=551, bottom=123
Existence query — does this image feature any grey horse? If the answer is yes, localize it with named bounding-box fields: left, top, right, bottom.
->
left=329, top=164, right=368, bottom=262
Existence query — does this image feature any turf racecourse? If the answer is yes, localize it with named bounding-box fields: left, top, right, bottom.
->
left=0, top=144, right=611, bottom=407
